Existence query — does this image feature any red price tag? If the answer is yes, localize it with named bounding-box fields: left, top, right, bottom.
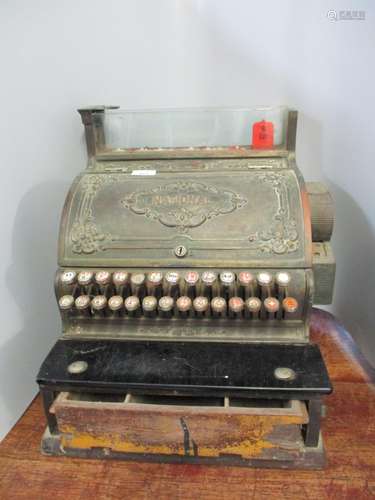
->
left=252, top=120, right=274, bottom=149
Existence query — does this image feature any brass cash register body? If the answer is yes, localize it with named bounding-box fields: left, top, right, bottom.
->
left=38, top=106, right=335, bottom=469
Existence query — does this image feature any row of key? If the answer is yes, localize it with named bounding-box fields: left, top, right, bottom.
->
left=58, top=269, right=299, bottom=319
left=59, top=269, right=293, bottom=299
left=59, top=293, right=298, bottom=319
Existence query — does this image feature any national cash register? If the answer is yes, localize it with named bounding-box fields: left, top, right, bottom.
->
left=37, top=106, right=335, bottom=469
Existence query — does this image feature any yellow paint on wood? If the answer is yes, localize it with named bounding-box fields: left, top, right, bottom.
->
left=60, top=431, right=276, bottom=459
left=57, top=405, right=306, bottom=459
left=60, top=417, right=281, bottom=459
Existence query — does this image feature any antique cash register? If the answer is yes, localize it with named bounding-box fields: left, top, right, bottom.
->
left=37, top=106, right=335, bottom=469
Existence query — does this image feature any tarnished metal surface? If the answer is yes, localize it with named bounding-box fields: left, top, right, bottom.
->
left=55, top=267, right=310, bottom=342
left=53, top=108, right=335, bottom=343
left=312, top=242, right=336, bottom=304
left=59, top=161, right=309, bottom=269
left=306, top=182, right=335, bottom=242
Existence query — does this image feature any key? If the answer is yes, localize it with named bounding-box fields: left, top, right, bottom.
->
left=60, top=270, right=77, bottom=286
left=158, top=296, right=174, bottom=318
left=164, top=271, right=180, bottom=297
left=75, top=295, right=91, bottom=317
left=184, top=271, right=200, bottom=298
left=58, top=295, right=75, bottom=319
left=91, top=295, right=108, bottom=317
left=193, top=296, right=209, bottom=318
left=282, top=297, right=299, bottom=319
left=201, top=271, right=218, bottom=299
left=77, top=271, right=94, bottom=294
left=275, top=271, right=291, bottom=300
left=176, top=295, right=192, bottom=318
left=113, top=271, right=130, bottom=297
left=60, top=270, right=77, bottom=295
left=108, top=295, right=124, bottom=316
left=264, top=297, right=280, bottom=319
left=130, top=273, right=146, bottom=299
left=245, top=297, right=262, bottom=319
left=142, top=295, right=158, bottom=318
left=95, top=271, right=112, bottom=296
left=124, top=295, right=141, bottom=317
left=228, top=296, right=244, bottom=318
left=238, top=271, right=255, bottom=299
left=211, top=296, right=227, bottom=318
left=146, top=271, right=163, bottom=298
left=219, top=271, right=236, bottom=299
left=256, top=272, right=273, bottom=300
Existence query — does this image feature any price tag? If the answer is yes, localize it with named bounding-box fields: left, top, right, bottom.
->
left=252, top=120, right=274, bottom=149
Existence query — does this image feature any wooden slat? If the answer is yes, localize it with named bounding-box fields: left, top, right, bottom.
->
left=52, top=393, right=307, bottom=418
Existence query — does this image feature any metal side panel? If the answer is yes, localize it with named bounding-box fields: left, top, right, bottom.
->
left=312, top=242, right=336, bottom=305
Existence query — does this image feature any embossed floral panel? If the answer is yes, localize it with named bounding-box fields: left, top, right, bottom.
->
left=60, top=159, right=308, bottom=268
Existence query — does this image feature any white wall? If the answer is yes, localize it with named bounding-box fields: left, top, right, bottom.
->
left=0, top=0, right=374, bottom=439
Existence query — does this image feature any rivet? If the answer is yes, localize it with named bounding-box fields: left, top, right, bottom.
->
left=274, top=367, right=296, bottom=381
left=67, top=360, right=88, bottom=374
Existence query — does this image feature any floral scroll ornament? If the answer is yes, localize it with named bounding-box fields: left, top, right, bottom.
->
left=71, top=220, right=111, bottom=254
left=121, top=181, right=247, bottom=233
left=248, top=172, right=299, bottom=254
left=70, top=175, right=115, bottom=254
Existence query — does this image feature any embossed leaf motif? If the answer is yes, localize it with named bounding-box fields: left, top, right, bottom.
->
left=71, top=220, right=111, bottom=254
left=122, top=181, right=247, bottom=232
left=248, top=172, right=299, bottom=254
left=70, top=175, right=118, bottom=254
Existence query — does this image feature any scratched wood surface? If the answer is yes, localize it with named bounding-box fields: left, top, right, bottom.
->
left=53, top=395, right=307, bottom=460
left=0, top=308, right=374, bottom=500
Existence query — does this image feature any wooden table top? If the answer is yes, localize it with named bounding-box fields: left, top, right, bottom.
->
left=0, top=308, right=374, bottom=499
